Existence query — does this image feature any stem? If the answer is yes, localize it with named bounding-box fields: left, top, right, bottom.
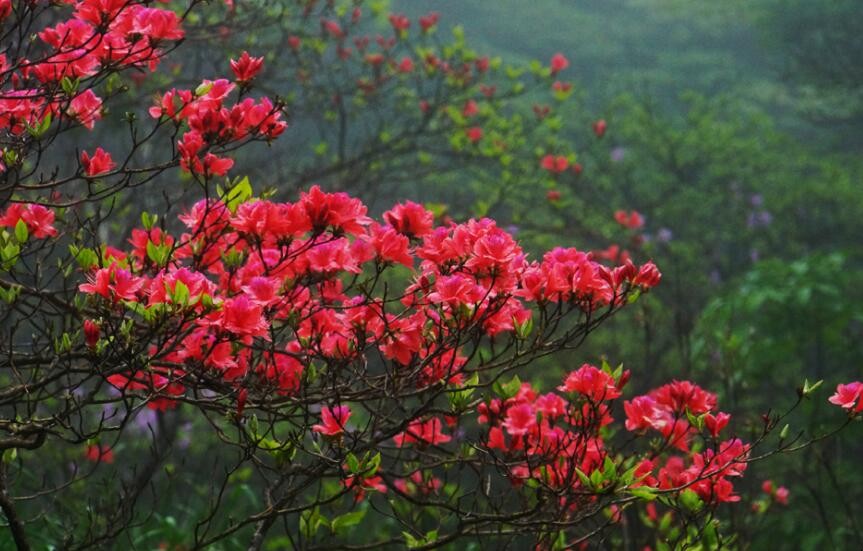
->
left=0, top=461, right=29, bottom=551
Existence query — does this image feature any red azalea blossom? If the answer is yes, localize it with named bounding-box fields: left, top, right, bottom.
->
left=85, top=444, right=114, bottom=464
left=419, top=12, right=439, bottom=32
left=81, top=147, right=115, bottom=176
left=614, top=209, right=645, bottom=229
left=463, top=99, right=479, bottom=118
left=549, top=53, right=569, bottom=75
left=593, top=119, right=607, bottom=138
left=552, top=81, right=573, bottom=94
left=1, top=204, right=58, bottom=238
left=79, top=263, right=145, bottom=302
left=397, top=56, right=414, bottom=73
left=393, top=417, right=451, bottom=447
left=312, top=405, right=352, bottom=436
left=68, top=90, right=103, bottom=130
left=383, top=201, right=434, bottom=238
left=83, top=319, right=100, bottom=348
left=828, top=382, right=863, bottom=413
left=230, top=51, right=264, bottom=83
left=502, top=403, right=536, bottom=436
left=558, top=364, right=621, bottom=402
left=388, top=13, right=410, bottom=33
left=541, top=154, right=569, bottom=173
left=633, top=261, right=662, bottom=288
left=704, top=412, right=731, bottom=437
left=219, top=295, right=270, bottom=338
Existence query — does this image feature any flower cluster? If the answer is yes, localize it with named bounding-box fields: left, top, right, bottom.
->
left=75, top=187, right=659, bottom=413
left=477, top=367, right=748, bottom=506
left=478, top=364, right=749, bottom=507
left=0, top=0, right=185, bottom=138
left=0, top=203, right=57, bottom=238
left=150, top=66, right=286, bottom=176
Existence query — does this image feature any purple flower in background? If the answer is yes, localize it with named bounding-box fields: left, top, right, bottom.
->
left=177, top=422, right=194, bottom=449
left=656, top=227, right=673, bottom=243
left=132, top=408, right=159, bottom=434
left=750, top=194, right=763, bottom=207
left=453, top=427, right=467, bottom=442
left=505, top=224, right=519, bottom=236
left=100, top=402, right=120, bottom=423
left=750, top=249, right=760, bottom=263
left=747, top=210, right=773, bottom=229
left=709, top=269, right=722, bottom=285
left=610, top=146, right=627, bottom=163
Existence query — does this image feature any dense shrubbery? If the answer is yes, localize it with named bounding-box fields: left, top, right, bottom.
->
left=1, top=1, right=861, bottom=549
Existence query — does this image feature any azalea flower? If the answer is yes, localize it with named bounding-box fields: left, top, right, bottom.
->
left=393, top=417, right=451, bottom=447
left=592, top=119, right=607, bottom=137
left=80, top=147, right=115, bottom=176
left=84, top=444, right=114, bottom=464
left=828, top=382, right=863, bottom=413
left=558, top=364, right=621, bottom=402
left=230, top=51, right=264, bottom=83
left=0, top=204, right=58, bottom=238
left=383, top=201, right=434, bottom=238
left=312, top=405, right=351, bottom=436
left=549, top=53, right=569, bottom=75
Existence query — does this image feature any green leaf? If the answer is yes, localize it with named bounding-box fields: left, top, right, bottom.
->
left=514, top=315, right=533, bottom=339
left=2, top=448, right=17, bottom=463
left=61, top=77, right=80, bottom=96
left=69, top=245, right=98, bottom=270
left=141, top=211, right=157, bottom=230
left=590, top=468, right=604, bottom=489
left=14, top=219, right=28, bottom=244
left=27, top=113, right=52, bottom=138
left=171, top=280, right=189, bottom=306
left=300, top=507, right=328, bottom=539
left=802, top=378, right=823, bottom=397
left=403, top=529, right=438, bottom=549
left=220, top=176, right=253, bottom=213
left=629, top=486, right=658, bottom=501
left=551, top=530, right=568, bottom=551
left=331, top=509, right=366, bottom=534
left=685, top=409, right=705, bottom=431
left=575, top=467, right=592, bottom=489
left=402, top=532, right=421, bottom=549
left=679, top=489, right=703, bottom=513
left=1, top=242, right=21, bottom=269
left=493, top=375, right=521, bottom=400
left=146, top=241, right=169, bottom=266
left=194, top=81, right=214, bottom=97
left=345, top=452, right=360, bottom=474
left=602, top=456, right=617, bottom=480
left=367, top=452, right=382, bottom=474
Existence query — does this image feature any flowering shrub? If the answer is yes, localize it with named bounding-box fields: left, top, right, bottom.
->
left=0, top=1, right=860, bottom=549
left=0, top=0, right=283, bottom=207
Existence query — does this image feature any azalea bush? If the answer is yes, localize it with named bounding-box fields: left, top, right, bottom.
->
left=1, top=0, right=862, bottom=549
